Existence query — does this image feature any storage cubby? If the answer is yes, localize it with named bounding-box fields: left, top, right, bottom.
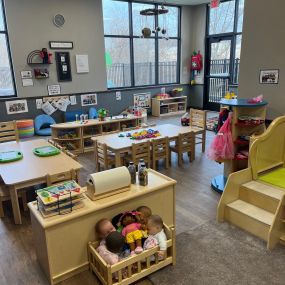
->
left=152, top=96, right=187, bottom=117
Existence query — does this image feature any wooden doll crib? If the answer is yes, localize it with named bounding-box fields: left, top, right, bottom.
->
left=88, top=224, right=176, bottom=285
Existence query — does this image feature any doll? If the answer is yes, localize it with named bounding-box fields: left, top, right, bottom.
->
left=120, top=211, right=143, bottom=255
left=40, top=48, right=52, bottom=64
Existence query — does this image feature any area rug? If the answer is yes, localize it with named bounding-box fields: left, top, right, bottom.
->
left=259, top=168, right=285, bottom=189
left=149, top=220, right=285, bottom=285
left=206, top=116, right=218, bottom=131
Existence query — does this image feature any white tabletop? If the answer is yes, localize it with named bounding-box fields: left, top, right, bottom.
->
left=0, top=139, right=82, bottom=185
left=93, top=124, right=193, bottom=150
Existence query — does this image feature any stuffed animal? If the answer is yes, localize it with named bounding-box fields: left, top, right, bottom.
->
left=120, top=212, right=143, bottom=255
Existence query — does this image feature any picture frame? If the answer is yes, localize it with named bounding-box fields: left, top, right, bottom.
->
left=81, top=93, right=97, bottom=106
left=49, top=41, right=73, bottom=49
left=259, top=69, right=279, bottom=84
left=6, top=100, right=28, bottom=115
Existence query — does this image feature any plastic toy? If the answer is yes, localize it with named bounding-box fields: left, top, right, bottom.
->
left=181, top=112, right=190, bottom=126
left=120, top=211, right=143, bottom=255
left=118, top=134, right=125, bottom=138
left=33, top=146, right=61, bottom=157
left=0, top=151, right=23, bottom=163
left=248, top=94, right=264, bottom=104
left=129, top=129, right=161, bottom=140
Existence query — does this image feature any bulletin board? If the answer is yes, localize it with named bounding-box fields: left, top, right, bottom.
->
left=55, top=52, right=72, bottom=82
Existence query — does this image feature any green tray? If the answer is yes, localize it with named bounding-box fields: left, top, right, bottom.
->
left=0, top=151, right=23, bottom=163
left=33, top=146, right=61, bottom=157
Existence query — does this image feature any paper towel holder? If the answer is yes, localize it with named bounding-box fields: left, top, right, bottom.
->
left=86, top=167, right=131, bottom=201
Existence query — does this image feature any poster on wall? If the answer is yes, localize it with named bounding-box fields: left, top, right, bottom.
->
left=134, top=93, right=151, bottom=108
left=81, top=93, right=97, bottom=106
left=21, top=71, right=32, bottom=79
left=6, top=100, right=28, bottom=115
left=76, top=55, right=89, bottom=73
left=47, top=84, right=61, bottom=96
left=259, top=69, right=279, bottom=84
left=42, top=101, right=57, bottom=116
left=70, top=95, right=77, bottom=105
left=55, top=52, right=72, bottom=82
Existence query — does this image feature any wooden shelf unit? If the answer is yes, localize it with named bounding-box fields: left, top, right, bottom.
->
left=51, top=115, right=143, bottom=154
left=152, top=96, right=187, bottom=117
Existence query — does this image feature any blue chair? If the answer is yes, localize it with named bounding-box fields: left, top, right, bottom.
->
left=34, top=115, right=56, bottom=136
left=89, top=107, right=98, bottom=119
left=64, top=110, right=83, bottom=122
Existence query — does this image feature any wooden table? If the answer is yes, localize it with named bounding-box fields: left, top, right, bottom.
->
left=28, top=169, right=176, bottom=284
left=92, top=124, right=195, bottom=167
left=0, top=139, right=82, bottom=224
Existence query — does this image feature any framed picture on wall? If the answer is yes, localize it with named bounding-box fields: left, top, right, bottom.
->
left=5, top=100, right=28, bottom=115
left=259, top=69, right=279, bottom=84
left=81, top=93, right=97, bottom=106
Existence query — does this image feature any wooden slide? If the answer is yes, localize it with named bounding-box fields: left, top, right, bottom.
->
left=217, top=116, right=285, bottom=249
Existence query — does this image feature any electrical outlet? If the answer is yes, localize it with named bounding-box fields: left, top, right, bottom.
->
left=161, top=87, right=166, bottom=94
left=116, top=91, right=121, bottom=100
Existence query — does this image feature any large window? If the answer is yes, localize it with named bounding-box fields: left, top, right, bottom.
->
left=103, top=0, right=180, bottom=89
left=0, top=0, right=15, bottom=97
left=205, top=0, right=244, bottom=108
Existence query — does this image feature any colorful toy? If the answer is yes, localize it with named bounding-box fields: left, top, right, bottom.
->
left=0, top=151, right=23, bottom=163
left=98, top=108, right=108, bottom=121
left=33, top=146, right=61, bottom=157
left=129, top=129, right=161, bottom=140
left=120, top=211, right=143, bottom=255
left=181, top=112, right=190, bottom=126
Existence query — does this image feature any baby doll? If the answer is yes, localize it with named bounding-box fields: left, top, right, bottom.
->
left=120, top=212, right=143, bottom=255
left=97, top=231, right=125, bottom=265
left=145, top=215, right=167, bottom=260
left=136, top=206, right=152, bottom=238
left=95, top=218, right=116, bottom=241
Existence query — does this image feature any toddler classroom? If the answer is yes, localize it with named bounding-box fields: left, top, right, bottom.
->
left=0, top=0, right=285, bottom=284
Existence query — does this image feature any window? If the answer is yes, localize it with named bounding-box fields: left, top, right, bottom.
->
left=103, top=0, right=180, bottom=89
left=205, top=0, right=244, bottom=107
left=0, top=0, right=15, bottom=97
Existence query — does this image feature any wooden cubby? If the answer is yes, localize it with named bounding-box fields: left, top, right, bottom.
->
left=51, top=115, right=143, bottom=154
left=152, top=96, right=187, bottom=117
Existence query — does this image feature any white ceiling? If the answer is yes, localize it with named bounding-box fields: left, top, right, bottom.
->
left=141, top=0, right=210, bottom=5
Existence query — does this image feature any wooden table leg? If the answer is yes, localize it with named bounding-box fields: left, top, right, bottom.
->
left=9, top=185, right=22, bottom=225
left=115, top=151, right=122, bottom=167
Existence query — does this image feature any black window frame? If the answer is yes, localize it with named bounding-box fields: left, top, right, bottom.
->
left=103, top=0, right=181, bottom=90
left=0, top=0, right=17, bottom=98
left=205, top=0, right=243, bottom=86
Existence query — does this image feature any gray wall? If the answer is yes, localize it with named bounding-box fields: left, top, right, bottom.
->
left=5, top=0, right=107, bottom=98
left=0, top=1, right=205, bottom=123
left=0, top=84, right=191, bottom=122
left=238, top=0, right=285, bottom=119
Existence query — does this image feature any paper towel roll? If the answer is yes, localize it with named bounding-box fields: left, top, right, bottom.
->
left=88, top=166, right=131, bottom=195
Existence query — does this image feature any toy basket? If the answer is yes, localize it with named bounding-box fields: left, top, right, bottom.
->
left=88, top=224, right=175, bottom=285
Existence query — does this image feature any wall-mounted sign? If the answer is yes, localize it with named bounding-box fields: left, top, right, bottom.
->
left=6, top=100, right=28, bottom=115
left=49, top=41, right=73, bottom=49
left=47, top=84, right=61, bottom=96
left=259, top=69, right=279, bottom=84
left=55, top=52, right=72, bottom=82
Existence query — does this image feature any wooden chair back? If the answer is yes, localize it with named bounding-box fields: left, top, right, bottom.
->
left=177, top=132, right=194, bottom=153
left=131, top=141, right=151, bottom=166
left=94, top=141, right=110, bottom=171
left=189, top=109, right=206, bottom=130
left=152, top=137, right=169, bottom=169
left=0, top=121, right=19, bottom=143
left=46, top=169, right=76, bottom=186
left=65, top=150, right=78, bottom=161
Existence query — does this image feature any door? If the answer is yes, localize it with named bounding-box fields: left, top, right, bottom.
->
left=205, top=37, right=233, bottom=111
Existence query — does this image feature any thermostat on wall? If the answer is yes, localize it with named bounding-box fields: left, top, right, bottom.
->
left=53, top=14, right=65, bottom=28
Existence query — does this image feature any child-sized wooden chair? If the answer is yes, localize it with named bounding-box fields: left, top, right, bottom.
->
left=151, top=137, right=169, bottom=170
left=94, top=141, right=119, bottom=172
left=127, top=141, right=151, bottom=168
left=0, top=184, right=28, bottom=218
left=46, top=169, right=77, bottom=186
left=64, top=150, right=78, bottom=161
left=189, top=109, right=207, bottom=156
left=0, top=121, right=19, bottom=143
left=169, top=132, right=194, bottom=166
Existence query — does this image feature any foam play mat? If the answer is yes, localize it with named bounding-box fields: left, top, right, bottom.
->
left=259, top=168, right=285, bottom=189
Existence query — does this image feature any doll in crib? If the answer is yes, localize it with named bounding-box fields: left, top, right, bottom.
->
left=120, top=212, right=143, bottom=255
left=136, top=205, right=152, bottom=239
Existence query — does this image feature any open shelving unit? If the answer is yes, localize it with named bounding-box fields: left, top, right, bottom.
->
left=51, top=115, right=143, bottom=154
left=152, top=96, right=187, bottom=117
left=211, top=98, right=268, bottom=193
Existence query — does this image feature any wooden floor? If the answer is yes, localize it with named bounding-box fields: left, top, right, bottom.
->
left=0, top=115, right=223, bottom=285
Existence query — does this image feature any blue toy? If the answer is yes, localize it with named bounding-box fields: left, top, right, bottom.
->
left=89, top=107, right=98, bottom=119
left=34, top=115, right=56, bottom=136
